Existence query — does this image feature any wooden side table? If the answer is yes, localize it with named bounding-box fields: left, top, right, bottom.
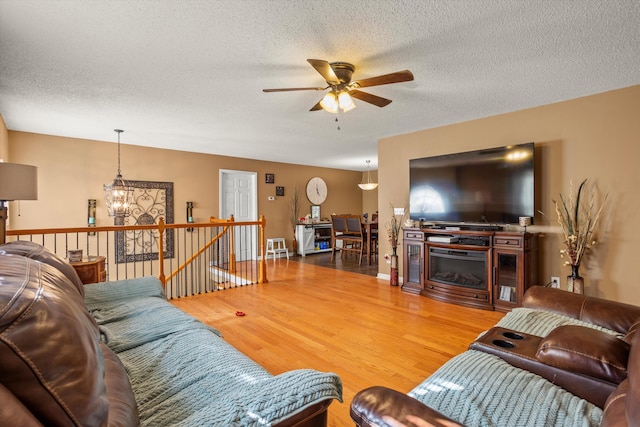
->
left=70, top=256, right=106, bottom=285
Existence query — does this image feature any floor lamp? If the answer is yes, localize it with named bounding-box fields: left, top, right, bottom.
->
left=0, top=163, right=38, bottom=245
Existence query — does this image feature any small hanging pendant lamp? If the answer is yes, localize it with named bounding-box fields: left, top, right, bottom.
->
left=103, top=129, right=134, bottom=217
left=358, top=160, right=379, bottom=190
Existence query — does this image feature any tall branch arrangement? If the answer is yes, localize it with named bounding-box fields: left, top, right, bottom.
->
left=386, top=204, right=407, bottom=250
left=553, top=179, right=607, bottom=267
left=289, top=187, right=300, bottom=231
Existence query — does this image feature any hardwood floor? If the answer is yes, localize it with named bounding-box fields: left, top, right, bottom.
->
left=288, top=251, right=379, bottom=276
left=170, top=258, right=504, bottom=427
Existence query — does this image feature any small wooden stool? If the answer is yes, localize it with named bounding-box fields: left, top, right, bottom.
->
left=266, top=238, right=289, bottom=260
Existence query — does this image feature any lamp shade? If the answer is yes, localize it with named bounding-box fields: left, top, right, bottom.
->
left=358, top=160, right=378, bottom=190
left=358, top=182, right=379, bottom=190
left=0, top=163, right=38, bottom=201
left=320, top=92, right=339, bottom=113
left=338, top=91, right=356, bottom=112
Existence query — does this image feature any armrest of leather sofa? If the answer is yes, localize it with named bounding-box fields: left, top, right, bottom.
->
left=536, top=325, right=630, bottom=384
left=523, top=286, right=640, bottom=334
left=469, top=327, right=617, bottom=408
left=350, top=386, right=463, bottom=427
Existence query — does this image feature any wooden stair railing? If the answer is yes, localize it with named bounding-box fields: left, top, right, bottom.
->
left=5, top=215, right=268, bottom=296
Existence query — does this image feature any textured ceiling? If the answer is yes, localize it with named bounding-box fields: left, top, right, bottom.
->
left=1, top=1, right=639, bottom=171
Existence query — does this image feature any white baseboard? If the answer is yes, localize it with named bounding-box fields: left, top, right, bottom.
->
left=376, top=273, right=403, bottom=284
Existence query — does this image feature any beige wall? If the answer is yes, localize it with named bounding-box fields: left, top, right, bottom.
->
left=378, top=85, right=640, bottom=305
left=0, top=115, right=8, bottom=161
left=5, top=85, right=639, bottom=304
left=361, top=169, right=378, bottom=217
left=6, top=130, right=363, bottom=250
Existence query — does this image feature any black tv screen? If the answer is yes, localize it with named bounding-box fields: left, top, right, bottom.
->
left=409, top=142, right=534, bottom=225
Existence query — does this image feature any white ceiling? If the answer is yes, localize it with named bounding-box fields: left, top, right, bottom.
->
left=1, top=1, right=639, bottom=171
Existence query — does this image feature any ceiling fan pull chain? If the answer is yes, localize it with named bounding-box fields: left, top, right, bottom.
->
left=335, top=116, right=340, bottom=131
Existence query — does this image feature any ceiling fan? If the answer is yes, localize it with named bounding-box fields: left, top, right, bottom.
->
left=263, top=59, right=414, bottom=113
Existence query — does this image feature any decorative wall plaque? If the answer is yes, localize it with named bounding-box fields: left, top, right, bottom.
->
left=115, top=180, right=174, bottom=263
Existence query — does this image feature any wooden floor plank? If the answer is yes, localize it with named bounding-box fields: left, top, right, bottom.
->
left=171, top=258, right=504, bottom=427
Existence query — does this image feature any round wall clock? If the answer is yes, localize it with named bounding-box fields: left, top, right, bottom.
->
left=306, top=177, right=327, bottom=205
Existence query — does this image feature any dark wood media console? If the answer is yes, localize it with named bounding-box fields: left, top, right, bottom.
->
left=402, top=227, right=538, bottom=311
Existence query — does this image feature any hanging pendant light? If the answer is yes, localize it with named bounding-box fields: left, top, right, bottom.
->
left=358, top=160, right=379, bottom=190
left=103, top=129, right=134, bottom=218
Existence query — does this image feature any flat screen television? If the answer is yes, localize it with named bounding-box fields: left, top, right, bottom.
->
left=409, top=142, right=535, bottom=226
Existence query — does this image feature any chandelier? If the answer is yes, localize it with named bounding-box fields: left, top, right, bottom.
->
left=358, top=160, right=378, bottom=190
left=103, top=129, right=133, bottom=217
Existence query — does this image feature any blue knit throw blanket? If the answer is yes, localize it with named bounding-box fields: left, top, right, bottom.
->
left=410, top=350, right=603, bottom=427
left=84, top=277, right=342, bottom=426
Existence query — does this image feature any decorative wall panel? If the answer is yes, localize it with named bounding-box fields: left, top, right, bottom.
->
left=115, top=180, right=174, bottom=263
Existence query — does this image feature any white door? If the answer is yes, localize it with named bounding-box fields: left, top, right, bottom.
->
left=219, top=170, right=258, bottom=261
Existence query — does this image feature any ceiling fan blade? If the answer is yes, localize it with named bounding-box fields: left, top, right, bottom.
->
left=349, top=90, right=392, bottom=108
left=309, top=100, right=324, bottom=111
left=263, top=87, right=325, bottom=92
left=307, top=59, right=340, bottom=85
left=352, top=70, right=414, bottom=88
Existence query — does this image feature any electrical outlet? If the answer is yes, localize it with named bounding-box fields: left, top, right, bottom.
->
left=550, top=276, right=560, bottom=288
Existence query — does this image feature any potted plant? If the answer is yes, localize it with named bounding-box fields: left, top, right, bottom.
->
left=553, top=179, right=607, bottom=293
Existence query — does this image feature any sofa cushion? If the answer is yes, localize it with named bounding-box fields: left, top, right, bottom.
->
left=101, top=343, right=139, bottom=426
left=0, top=382, right=45, bottom=427
left=85, top=277, right=342, bottom=426
left=0, top=254, right=109, bottom=427
left=536, top=325, right=629, bottom=384
left=496, top=307, right=624, bottom=338
left=0, top=240, right=84, bottom=296
left=408, top=350, right=603, bottom=426
left=523, top=286, right=640, bottom=334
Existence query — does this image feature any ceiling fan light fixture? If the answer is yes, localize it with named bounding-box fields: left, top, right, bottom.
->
left=358, top=160, right=378, bottom=190
left=263, top=59, right=414, bottom=113
left=338, top=91, right=356, bottom=112
left=320, top=92, right=339, bottom=113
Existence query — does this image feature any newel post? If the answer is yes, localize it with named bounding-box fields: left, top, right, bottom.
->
left=158, top=218, right=166, bottom=286
left=228, top=215, right=236, bottom=274
left=259, top=215, right=268, bottom=284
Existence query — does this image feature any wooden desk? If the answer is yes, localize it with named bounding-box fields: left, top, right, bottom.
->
left=70, top=256, right=106, bottom=285
left=362, top=222, right=378, bottom=265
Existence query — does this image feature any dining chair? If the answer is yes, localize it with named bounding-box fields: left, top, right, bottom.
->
left=331, top=214, right=365, bottom=264
left=330, top=215, right=347, bottom=262
left=344, top=214, right=365, bottom=264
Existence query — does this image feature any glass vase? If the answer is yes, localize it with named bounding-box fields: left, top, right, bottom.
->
left=567, top=264, right=584, bottom=294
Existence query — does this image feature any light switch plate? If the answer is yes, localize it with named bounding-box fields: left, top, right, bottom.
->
left=394, top=207, right=405, bottom=215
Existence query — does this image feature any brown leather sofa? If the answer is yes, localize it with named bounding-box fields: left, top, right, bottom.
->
left=1, top=241, right=341, bottom=427
left=351, top=287, right=640, bottom=427
left=0, top=241, right=139, bottom=426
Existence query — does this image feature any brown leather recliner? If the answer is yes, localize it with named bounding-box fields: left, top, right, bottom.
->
left=351, top=287, right=640, bottom=427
